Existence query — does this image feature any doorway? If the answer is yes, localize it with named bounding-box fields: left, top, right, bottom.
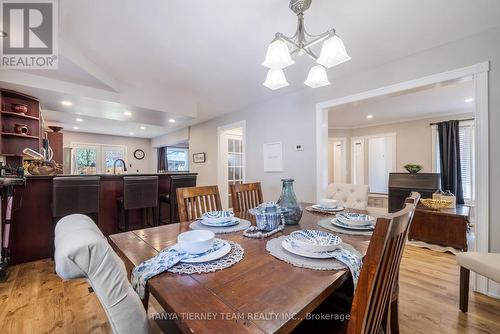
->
left=218, top=121, right=246, bottom=210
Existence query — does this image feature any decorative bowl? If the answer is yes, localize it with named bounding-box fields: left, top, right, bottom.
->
left=11, top=103, right=28, bottom=114
left=14, top=124, right=29, bottom=135
left=201, top=211, right=235, bottom=224
left=420, top=198, right=453, bottom=210
left=288, top=230, right=342, bottom=253
left=249, top=202, right=283, bottom=231
left=318, top=198, right=338, bottom=209
left=336, top=212, right=375, bottom=226
left=177, top=230, right=215, bottom=254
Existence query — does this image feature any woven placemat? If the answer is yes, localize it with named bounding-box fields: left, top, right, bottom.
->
left=317, top=217, right=373, bottom=236
left=189, top=219, right=251, bottom=234
left=266, top=236, right=361, bottom=271
left=168, top=240, right=244, bottom=274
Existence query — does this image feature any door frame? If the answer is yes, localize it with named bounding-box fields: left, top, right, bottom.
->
left=217, top=120, right=247, bottom=210
left=315, top=61, right=490, bottom=295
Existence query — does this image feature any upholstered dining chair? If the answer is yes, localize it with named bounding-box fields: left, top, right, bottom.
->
left=327, top=183, right=369, bottom=210
left=54, top=214, right=150, bottom=334
left=295, top=194, right=419, bottom=334
left=176, top=185, right=222, bottom=222
left=456, top=252, right=500, bottom=312
left=230, top=182, right=264, bottom=214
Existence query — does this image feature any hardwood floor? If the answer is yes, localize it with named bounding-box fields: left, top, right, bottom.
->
left=0, top=246, right=499, bottom=333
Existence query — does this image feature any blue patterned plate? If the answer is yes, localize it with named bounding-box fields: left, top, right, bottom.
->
left=200, top=217, right=240, bottom=227
left=336, top=212, right=375, bottom=226
left=173, top=239, right=231, bottom=263
left=201, top=211, right=235, bottom=224
left=289, top=230, right=342, bottom=252
left=331, top=218, right=374, bottom=231
left=311, top=204, right=345, bottom=213
left=281, top=237, right=337, bottom=259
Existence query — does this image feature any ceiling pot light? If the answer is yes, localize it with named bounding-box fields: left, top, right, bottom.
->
left=263, top=69, right=289, bottom=90
left=76, top=118, right=83, bottom=122
left=262, top=39, right=295, bottom=69
left=124, top=111, right=132, bottom=116
left=168, top=118, right=176, bottom=123
left=317, top=35, right=351, bottom=68
left=61, top=100, right=73, bottom=106
left=465, top=98, right=474, bottom=103
left=304, top=65, right=330, bottom=88
left=73, top=126, right=79, bottom=130
left=366, top=114, right=373, bottom=119
left=262, top=0, right=350, bottom=89
left=140, top=126, right=146, bottom=130
left=129, top=132, right=135, bottom=136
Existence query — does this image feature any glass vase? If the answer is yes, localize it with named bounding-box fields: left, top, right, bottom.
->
left=277, top=178, right=302, bottom=225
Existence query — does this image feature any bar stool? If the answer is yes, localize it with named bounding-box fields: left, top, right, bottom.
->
left=159, top=174, right=196, bottom=224
left=52, top=176, right=101, bottom=224
left=118, top=176, right=158, bottom=231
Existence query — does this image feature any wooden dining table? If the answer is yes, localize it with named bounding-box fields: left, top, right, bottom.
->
left=109, top=204, right=371, bottom=334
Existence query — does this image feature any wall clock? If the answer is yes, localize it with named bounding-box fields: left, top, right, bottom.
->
left=133, top=149, right=145, bottom=160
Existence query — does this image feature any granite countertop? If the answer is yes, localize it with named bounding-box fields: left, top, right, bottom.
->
left=25, top=172, right=197, bottom=179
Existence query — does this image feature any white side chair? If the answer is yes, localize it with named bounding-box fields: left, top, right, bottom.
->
left=456, top=252, right=500, bottom=312
left=54, top=214, right=150, bottom=334
left=327, top=183, right=369, bottom=210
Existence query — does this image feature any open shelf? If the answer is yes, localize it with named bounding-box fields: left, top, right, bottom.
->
left=1, top=111, right=40, bottom=120
left=2, top=132, right=39, bottom=139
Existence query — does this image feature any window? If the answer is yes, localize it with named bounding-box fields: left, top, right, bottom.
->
left=227, top=136, right=244, bottom=208
left=166, top=147, right=189, bottom=171
left=72, top=143, right=126, bottom=174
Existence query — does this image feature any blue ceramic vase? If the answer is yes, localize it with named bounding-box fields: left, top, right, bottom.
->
left=277, top=178, right=302, bottom=225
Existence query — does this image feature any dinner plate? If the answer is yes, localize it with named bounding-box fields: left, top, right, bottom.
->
left=288, top=230, right=342, bottom=252
left=200, top=218, right=240, bottom=227
left=331, top=218, right=374, bottom=231
left=173, top=239, right=231, bottom=263
left=281, top=237, right=338, bottom=259
left=311, top=204, right=345, bottom=212
left=336, top=212, right=375, bottom=226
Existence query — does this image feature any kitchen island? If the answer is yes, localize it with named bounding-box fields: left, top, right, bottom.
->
left=9, top=172, right=196, bottom=264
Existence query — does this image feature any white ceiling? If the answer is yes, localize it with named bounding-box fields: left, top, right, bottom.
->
left=1, top=0, right=499, bottom=137
left=328, top=79, right=474, bottom=129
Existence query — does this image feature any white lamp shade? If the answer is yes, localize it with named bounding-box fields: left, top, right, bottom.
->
left=317, top=35, right=351, bottom=68
left=304, top=65, right=330, bottom=88
left=263, top=69, right=289, bottom=90
left=262, top=39, right=295, bottom=69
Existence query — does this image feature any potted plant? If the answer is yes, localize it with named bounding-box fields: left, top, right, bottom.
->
left=404, top=163, right=422, bottom=174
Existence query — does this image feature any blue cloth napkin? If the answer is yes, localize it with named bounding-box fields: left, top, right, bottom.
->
left=331, top=247, right=363, bottom=287
left=131, top=240, right=225, bottom=299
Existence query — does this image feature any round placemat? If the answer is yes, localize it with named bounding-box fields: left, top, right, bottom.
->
left=189, top=219, right=251, bottom=234
left=266, top=236, right=361, bottom=271
left=317, top=217, right=373, bottom=236
left=168, top=240, right=244, bottom=274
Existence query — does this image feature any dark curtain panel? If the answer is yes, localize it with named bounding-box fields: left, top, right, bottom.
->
left=438, top=120, right=464, bottom=204
left=158, top=147, right=167, bottom=172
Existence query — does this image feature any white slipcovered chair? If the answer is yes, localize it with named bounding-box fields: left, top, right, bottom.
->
left=327, top=183, right=369, bottom=210
left=456, top=252, right=500, bottom=312
left=54, top=214, right=150, bottom=334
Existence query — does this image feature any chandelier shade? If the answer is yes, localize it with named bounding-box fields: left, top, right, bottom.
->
left=262, top=39, right=295, bottom=69
left=263, top=69, right=289, bottom=90
left=316, top=35, right=351, bottom=68
left=304, top=65, right=330, bottom=88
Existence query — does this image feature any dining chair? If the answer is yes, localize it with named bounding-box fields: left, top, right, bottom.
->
left=54, top=214, right=150, bottom=334
left=176, top=185, right=222, bottom=222
left=230, top=182, right=263, bottom=214
left=159, top=174, right=197, bottom=224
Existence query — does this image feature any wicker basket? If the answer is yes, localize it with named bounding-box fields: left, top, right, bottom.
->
left=420, top=198, right=453, bottom=210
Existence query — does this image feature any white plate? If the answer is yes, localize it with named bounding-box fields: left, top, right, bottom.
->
left=200, top=218, right=240, bottom=227
left=311, top=204, right=345, bottom=212
left=331, top=218, right=374, bottom=231
left=281, top=237, right=338, bottom=259
left=173, top=239, right=231, bottom=263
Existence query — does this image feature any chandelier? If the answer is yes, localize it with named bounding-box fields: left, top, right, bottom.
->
left=262, top=0, right=351, bottom=90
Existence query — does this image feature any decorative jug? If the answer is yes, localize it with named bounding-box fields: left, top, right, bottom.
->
left=277, top=178, right=302, bottom=225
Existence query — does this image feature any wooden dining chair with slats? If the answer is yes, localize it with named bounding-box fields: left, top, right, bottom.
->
left=230, top=182, right=264, bottom=214
left=347, top=194, right=419, bottom=334
left=176, top=185, right=222, bottom=222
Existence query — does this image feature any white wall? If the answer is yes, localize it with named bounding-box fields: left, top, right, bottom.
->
left=62, top=131, right=154, bottom=174
left=154, top=26, right=500, bottom=254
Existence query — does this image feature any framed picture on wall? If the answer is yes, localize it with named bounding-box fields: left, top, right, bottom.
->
left=193, top=152, right=206, bottom=163
left=263, top=142, right=283, bottom=172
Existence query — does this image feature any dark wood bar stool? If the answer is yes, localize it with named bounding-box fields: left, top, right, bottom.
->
left=118, top=176, right=159, bottom=231
left=159, top=174, right=196, bottom=224
left=52, top=176, right=101, bottom=224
